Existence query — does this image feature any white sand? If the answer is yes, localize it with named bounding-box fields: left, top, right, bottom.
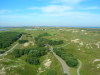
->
left=44, top=59, right=52, bottom=68
left=24, top=43, right=29, bottom=47
left=0, top=67, right=5, bottom=75
left=95, top=42, right=100, bottom=48
left=96, top=64, right=100, bottom=69
left=71, top=39, right=80, bottom=43
left=80, top=42, right=84, bottom=46
left=93, top=59, right=100, bottom=63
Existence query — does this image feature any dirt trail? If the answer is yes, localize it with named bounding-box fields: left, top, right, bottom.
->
left=77, top=59, right=82, bottom=75
left=49, top=46, right=70, bottom=75
left=0, top=36, right=22, bottom=57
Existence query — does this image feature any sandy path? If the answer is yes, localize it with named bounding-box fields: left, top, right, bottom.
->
left=0, top=36, right=22, bottom=57
left=49, top=46, right=70, bottom=75
left=77, top=59, right=82, bottom=75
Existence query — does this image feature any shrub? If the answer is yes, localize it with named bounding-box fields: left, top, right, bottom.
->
left=26, top=57, right=40, bottom=65
left=18, top=40, right=28, bottom=44
left=47, top=69, right=57, bottom=75
left=54, top=47, right=78, bottom=67
left=13, top=49, right=21, bottom=58
left=0, top=32, right=22, bottom=49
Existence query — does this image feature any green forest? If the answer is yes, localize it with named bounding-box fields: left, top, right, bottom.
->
left=0, top=32, right=22, bottom=53
left=13, top=47, right=49, bottom=65
left=54, top=47, right=78, bottom=67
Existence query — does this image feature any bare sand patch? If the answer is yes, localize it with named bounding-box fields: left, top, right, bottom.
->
left=86, top=43, right=92, bottom=48
left=23, top=43, right=29, bottom=47
left=71, top=39, right=80, bottom=43
left=72, top=30, right=79, bottom=33
left=23, top=41, right=34, bottom=47
left=93, top=59, right=100, bottom=63
left=81, top=30, right=85, bottom=32
left=96, top=64, right=100, bottom=69
left=37, top=55, right=52, bottom=75
left=44, top=59, right=52, bottom=68
left=0, top=67, right=6, bottom=75
left=95, top=42, right=100, bottom=48
left=80, top=42, right=84, bottom=46
left=84, top=33, right=88, bottom=35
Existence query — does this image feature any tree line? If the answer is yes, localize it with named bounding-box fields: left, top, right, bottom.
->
left=35, top=35, right=63, bottom=47
left=13, top=47, right=49, bottom=65
left=18, top=40, right=28, bottom=44
left=38, top=32, right=51, bottom=37
left=54, top=47, right=78, bottom=67
left=0, top=32, right=22, bottom=49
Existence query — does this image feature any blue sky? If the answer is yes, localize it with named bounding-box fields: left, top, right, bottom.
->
left=0, top=0, right=100, bottom=27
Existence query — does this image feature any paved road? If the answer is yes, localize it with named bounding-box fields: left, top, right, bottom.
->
left=0, top=36, right=22, bottom=57
left=77, top=59, right=82, bottom=75
left=49, top=46, right=70, bottom=75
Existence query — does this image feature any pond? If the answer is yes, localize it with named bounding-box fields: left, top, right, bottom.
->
left=0, top=29, right=8, bottom=31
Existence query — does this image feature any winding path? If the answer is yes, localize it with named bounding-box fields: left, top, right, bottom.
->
left=49, top=46, right=70, bottom=75
left=0, top=36, right=22, bottom=57
left=77, top=59, right=82, bottom=75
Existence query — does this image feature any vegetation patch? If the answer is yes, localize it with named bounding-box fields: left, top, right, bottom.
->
left=0, top=32, right=22, bottom=49
left=47, top=69, right=57, bottom=75
left=18, top=40, right=28, bottom=44
left=35, top=37, right=63, bottom=47
left=0, top=32, right=22, bottom=53
left=13, top=47, right=49, bottom=65
left=54, top=47, right=78, bottom=67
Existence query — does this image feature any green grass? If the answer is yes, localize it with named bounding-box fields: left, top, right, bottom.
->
left=0, top=28, right=64, bottom=75
left=39, top=52, right=63, bottom=75
left=45, top=28, right=100, bottom=75
left=0, top=27, right=100, bottom=75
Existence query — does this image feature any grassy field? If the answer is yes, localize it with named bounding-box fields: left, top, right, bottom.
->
left=0, top=28, right=63, bottom=75
left=0, top=27, right=100, bottom=75
left=46, top=28, right=100, bottom=75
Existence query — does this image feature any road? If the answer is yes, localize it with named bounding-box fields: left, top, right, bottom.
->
left=77, top=59, right=82, bottom=75
left=49, top=46, right=70, bottom=75
left=0, top=36, right=22, bottom=57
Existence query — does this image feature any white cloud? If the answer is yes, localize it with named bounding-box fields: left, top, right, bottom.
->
left=0, top=9, right=23, bottom=14
left=51, top=0, right=84, bottom=4
left=42, top=5, right=72, bottom=13
left=83, top=6, right=100, bottom=10
left=0, top=9, right=8, bottom=14
left=29, top=5, right=72, bottom=13
left=40, top=11, right=99, bottom=17
left=29, top=5, right=100, bottom=17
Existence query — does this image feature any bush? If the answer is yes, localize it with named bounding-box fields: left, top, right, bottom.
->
left=13, top=47, right=48, bottom=65
left=54, top=47, right=78, bottom=67
left=18, top=40, right=28, bottom=44
left=26, top=57, right=40, bottom=65
left=64, top=57, right=78, bottom=67
left=13, top=49, right=25, bottom=58
left=13, top=49, right=21, bottom=58
left=35, top=36, right=64, bottom=47
left=38, top=32, right=51, bottom=37
left=47, top=69, right=57, bottom=75
left=0, top=50, right=5, bottom=54
left=0, top=32, right=22, bottom=49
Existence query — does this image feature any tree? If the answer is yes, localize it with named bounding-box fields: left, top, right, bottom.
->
left=0, top=32, right=22, bottom=49
left=54, top=47, right=78, bottom=67
left=13, top=49, right=21, bottom=58
left=18, top=40, right=28, bottom=44
left=47, top=69, right=57, bottom=75
left=26, top=57, right=40, bottom=65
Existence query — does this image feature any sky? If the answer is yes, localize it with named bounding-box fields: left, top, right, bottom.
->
left=0, top=0, right=100, bottom=27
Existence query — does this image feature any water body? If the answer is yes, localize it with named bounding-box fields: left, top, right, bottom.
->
left=0, top=29, right=8, bottom=31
